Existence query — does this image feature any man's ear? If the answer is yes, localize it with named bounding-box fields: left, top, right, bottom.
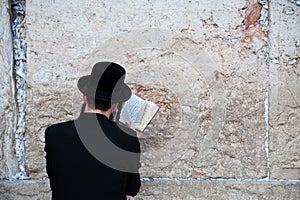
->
left=111, top=103, right=118, bottom=112
left=83, top=95, right=87, bottom=102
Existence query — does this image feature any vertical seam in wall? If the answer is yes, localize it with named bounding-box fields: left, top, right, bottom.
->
left=261, top=0, right=271, bottom=180
left=11, top=0, right=28, bottom=180
left=264, top=65, right=270, bottom=180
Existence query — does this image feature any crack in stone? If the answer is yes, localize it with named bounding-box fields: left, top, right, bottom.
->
left=259, top=0, right=271, bottom=180
left=10, top=0, right=29, bottom=180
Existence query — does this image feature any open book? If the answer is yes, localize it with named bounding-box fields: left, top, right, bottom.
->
left=118, top=94, right=159, bottom=132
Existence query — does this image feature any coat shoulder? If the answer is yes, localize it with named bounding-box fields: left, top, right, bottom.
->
left=45, top=120, right=75, bottom=137
left=46, top=120, right=74, bottom=130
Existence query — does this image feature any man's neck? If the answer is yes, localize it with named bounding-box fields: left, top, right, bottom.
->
left=84, top=106, right=111, bottom=119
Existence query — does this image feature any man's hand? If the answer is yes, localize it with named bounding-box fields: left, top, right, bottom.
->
left=125, top=122, right=136, bottom=130
left=126, top=195, right=134, bottom=200
left=125, top=122, right=143, bottom=138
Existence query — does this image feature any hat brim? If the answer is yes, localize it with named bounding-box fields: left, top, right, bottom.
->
left=77, top=75, right=132, bottom=103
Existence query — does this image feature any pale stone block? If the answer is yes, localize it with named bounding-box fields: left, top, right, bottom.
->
left=0, top=179, right=299, bottom=200
left=268, top=1, right=300, bottom=180
left=0, top=180, right=51, bottom=200
left=0, top=0, right=18, bottom=179
left=136, top=180, right=300, bottom=200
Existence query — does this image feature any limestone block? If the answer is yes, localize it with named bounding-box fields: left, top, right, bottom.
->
left=0, top=0, right=18, bottom=179
left=26, top=0, right=267, bottom=179
left=268, top=1, right=300, bottom=180
left=136, top=179, right=300, bottom=200
left=0, top=180, right=51, bottom=200
left=0, top=179, right=299, bottom=200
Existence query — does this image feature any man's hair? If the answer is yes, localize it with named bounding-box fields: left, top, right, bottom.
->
left=86, top=97, right=111, bottom=111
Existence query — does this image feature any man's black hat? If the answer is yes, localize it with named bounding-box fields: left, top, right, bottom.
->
left=77, top=62, right=132, bottom=102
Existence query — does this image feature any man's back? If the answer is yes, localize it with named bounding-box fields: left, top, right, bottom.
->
left=45, top=113, right=141, bottom=200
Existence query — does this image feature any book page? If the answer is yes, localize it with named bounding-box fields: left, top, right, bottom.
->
left=119, top=94, right=147, bottom=127
left=138, top=102, right=160, bottom=131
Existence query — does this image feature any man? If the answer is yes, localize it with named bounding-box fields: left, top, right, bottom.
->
left=44, top=62, right=141, bottom=200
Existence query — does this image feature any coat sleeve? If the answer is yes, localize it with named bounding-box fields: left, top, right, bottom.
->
left=126, top=172, right=141, bottom=196
left=125, top=136, right=141, bottom=196
left=44, top=127, right=54, bottom=190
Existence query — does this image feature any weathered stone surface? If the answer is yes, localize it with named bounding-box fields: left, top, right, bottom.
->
left=268, top=1, right=300, bottom=180
left=136, top=179, right=300, bottom=200
left=0, top=180, right=51, bottom=200
left=26, top=0, right=267, bottom=179
left=0, top=0, right=18, bottom=179
left=0, top=179, right=299, bottom=200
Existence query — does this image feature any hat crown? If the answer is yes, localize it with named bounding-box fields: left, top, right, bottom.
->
left=90, top=62, right=126, bottom=92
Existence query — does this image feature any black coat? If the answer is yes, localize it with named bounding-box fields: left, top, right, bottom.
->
left=45, top=113, right=141, bottom=200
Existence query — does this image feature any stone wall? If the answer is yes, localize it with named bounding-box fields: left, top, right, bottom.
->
left=25, top=0, right=269, bottom=180
left=0, top=0, right=299, bottom=199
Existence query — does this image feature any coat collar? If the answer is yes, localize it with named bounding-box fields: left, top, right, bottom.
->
left=78, top=112, right=108, bottom=120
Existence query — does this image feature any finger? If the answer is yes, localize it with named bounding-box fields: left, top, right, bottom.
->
left=126, top=195, right=134, bottom=200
